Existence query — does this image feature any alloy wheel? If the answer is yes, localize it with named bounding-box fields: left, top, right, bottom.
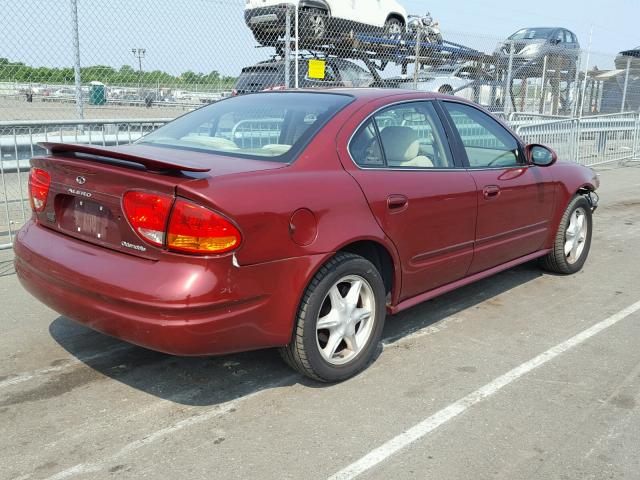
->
left=315, top=275, right=376, bottom=366
left=565, top=207, right=588, bottom=264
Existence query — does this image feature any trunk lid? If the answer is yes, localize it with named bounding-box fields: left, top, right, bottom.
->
left=31, top=143, right=283, bottom=259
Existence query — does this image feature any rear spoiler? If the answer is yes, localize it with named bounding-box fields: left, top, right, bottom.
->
left=38, top=142, right=211, bottom=173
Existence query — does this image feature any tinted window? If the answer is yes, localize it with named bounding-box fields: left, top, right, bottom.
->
left=350, top=102, right=453, bottom=169
left=443, top=102, right=523, bottom=168
left=509, top=28, right=555, bottom=40
left=141, top=92, right=353, bottom=162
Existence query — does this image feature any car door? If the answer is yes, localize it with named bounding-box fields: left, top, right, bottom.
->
left=563, top=30, right=579, bottom=64
left=441, top=101, right=556, bottom=275
left=338, top=100, right=477, bottom=302
left=330, top=0, right=387, bottom=27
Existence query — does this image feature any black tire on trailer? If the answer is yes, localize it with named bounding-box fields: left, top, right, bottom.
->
left=301, top=8, right=328, bottom=41
left=540, top=195, right=593, bottom=274
left=280, top=253, right=387, bottom=382
left=384, top=17, right=404, bottom=36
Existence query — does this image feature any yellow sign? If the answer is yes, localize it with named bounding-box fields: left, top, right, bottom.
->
left=308, top=59, right=326, bottom=80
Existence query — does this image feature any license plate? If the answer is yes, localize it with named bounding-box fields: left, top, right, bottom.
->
left=67, top=198, right=110, bottom=240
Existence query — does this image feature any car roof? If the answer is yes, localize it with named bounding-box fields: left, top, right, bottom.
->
left=267, top=87, right=445, bottom=101
left=516, top=26, right=562, bottom=31
left=245, top=57, right=360, bottom=68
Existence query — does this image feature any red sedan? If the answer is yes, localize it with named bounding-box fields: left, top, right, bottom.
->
left=15, top=89, right=599, bottom=382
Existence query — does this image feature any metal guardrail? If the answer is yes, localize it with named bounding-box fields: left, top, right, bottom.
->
left=0, top=118, right=171, bottom=249
left=2, top=113, right=640, bottom=251
left=515, top=112, right=640, bottom=166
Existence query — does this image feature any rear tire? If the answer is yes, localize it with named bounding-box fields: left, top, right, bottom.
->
left=280, top=253, right=387, bottom=382
left=438, top=85, right=454, bottom=95
left=540, top=195, right=593, bottom=274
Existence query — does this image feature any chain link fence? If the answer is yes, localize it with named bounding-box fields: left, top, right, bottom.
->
left=2, top=1, right=639, bottom=121
left=1, top=0, right=640, bottom=248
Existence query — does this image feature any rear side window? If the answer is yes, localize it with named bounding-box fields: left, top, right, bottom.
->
left=350, top=101, right=453, bottom=169
left=140, top=92, right=353, bottom=162
left=350, top=121, right=384, bottom=167
left=337, top=62, right=375, bottom=88
left=443, top=102, right=523, bottom=168
left=305, top=63, right=338, bottom=82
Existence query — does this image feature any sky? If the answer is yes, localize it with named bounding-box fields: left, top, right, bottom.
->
left=1, top=0, right=638, bottom=77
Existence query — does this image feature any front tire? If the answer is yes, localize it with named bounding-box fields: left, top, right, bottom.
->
left=280, top=253, right=387, bottom=382
left=540, top=195, right=593, bottom=274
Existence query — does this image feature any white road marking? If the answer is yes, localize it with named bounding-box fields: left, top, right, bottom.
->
left=0, top=344, right=131, bottom=390
left=43, top=374, right=299, bottom=480
left=328, top=299, right=640, bottom=480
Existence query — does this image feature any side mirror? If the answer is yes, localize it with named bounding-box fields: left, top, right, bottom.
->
left=526, top=144, right=557, bottom=167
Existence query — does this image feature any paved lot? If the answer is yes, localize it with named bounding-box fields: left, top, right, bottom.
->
left=0, top=98, right=189, bottom=122
left=1, top=164, right=640, bottom=480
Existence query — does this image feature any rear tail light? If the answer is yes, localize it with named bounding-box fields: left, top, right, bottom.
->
left=28, top=168, right=51, bottom=212
left=167, top=199, right=241, bottom=254
left=123, top=191, right=241, bottom=254
left=123, top=191, right=172, bottom=246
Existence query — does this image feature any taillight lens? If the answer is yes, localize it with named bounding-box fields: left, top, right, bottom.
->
left=167, top=199, right=241, bottom=254
left=28, top=168, right=51, bottom=212
left=123, top=191, right=172, bottom=246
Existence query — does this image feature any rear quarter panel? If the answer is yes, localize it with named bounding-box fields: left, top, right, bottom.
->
left=175, top=98, right=401, bottom=275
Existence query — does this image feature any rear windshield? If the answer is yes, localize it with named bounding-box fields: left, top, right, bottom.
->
left=509, top=28, right=555, bottom=40
left=139, top=92, right=353, bottom=162
left=235, top=66, right=283, bottom=91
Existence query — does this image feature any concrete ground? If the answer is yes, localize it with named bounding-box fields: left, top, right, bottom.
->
left=1, top=164, right=639, bottom=480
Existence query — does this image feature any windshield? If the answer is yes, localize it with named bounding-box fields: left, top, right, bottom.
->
left=509, top=28, right=555, bottom=40
left=139, top=92, right=353, bottom=162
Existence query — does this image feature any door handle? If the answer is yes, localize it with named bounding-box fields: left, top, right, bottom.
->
left=483, top=185, right=501, bottom=199
left=387, top=194, right=408, bottom=211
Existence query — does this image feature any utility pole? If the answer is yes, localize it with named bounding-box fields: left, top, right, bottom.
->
left=131, top=48, right=146, bottom=96
left=70, top=0, right=84, bottom=119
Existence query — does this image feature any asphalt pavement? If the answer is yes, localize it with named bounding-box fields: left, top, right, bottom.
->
left=1, top=163, right=639, bottom=480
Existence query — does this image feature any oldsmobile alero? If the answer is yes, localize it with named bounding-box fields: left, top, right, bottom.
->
left=14, top=89, right=600, bottom=382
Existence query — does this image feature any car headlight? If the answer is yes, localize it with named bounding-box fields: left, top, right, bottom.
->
left=519, top=43, right=542, bottom=56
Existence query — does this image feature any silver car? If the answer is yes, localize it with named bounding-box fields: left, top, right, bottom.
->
left=494, top=27, right=580, bottom=77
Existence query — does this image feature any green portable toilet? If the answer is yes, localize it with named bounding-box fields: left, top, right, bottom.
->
left=89, top=81, right=106, bottom=105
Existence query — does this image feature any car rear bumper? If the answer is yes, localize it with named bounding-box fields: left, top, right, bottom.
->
left=14, top=220, right=328, bottom=356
